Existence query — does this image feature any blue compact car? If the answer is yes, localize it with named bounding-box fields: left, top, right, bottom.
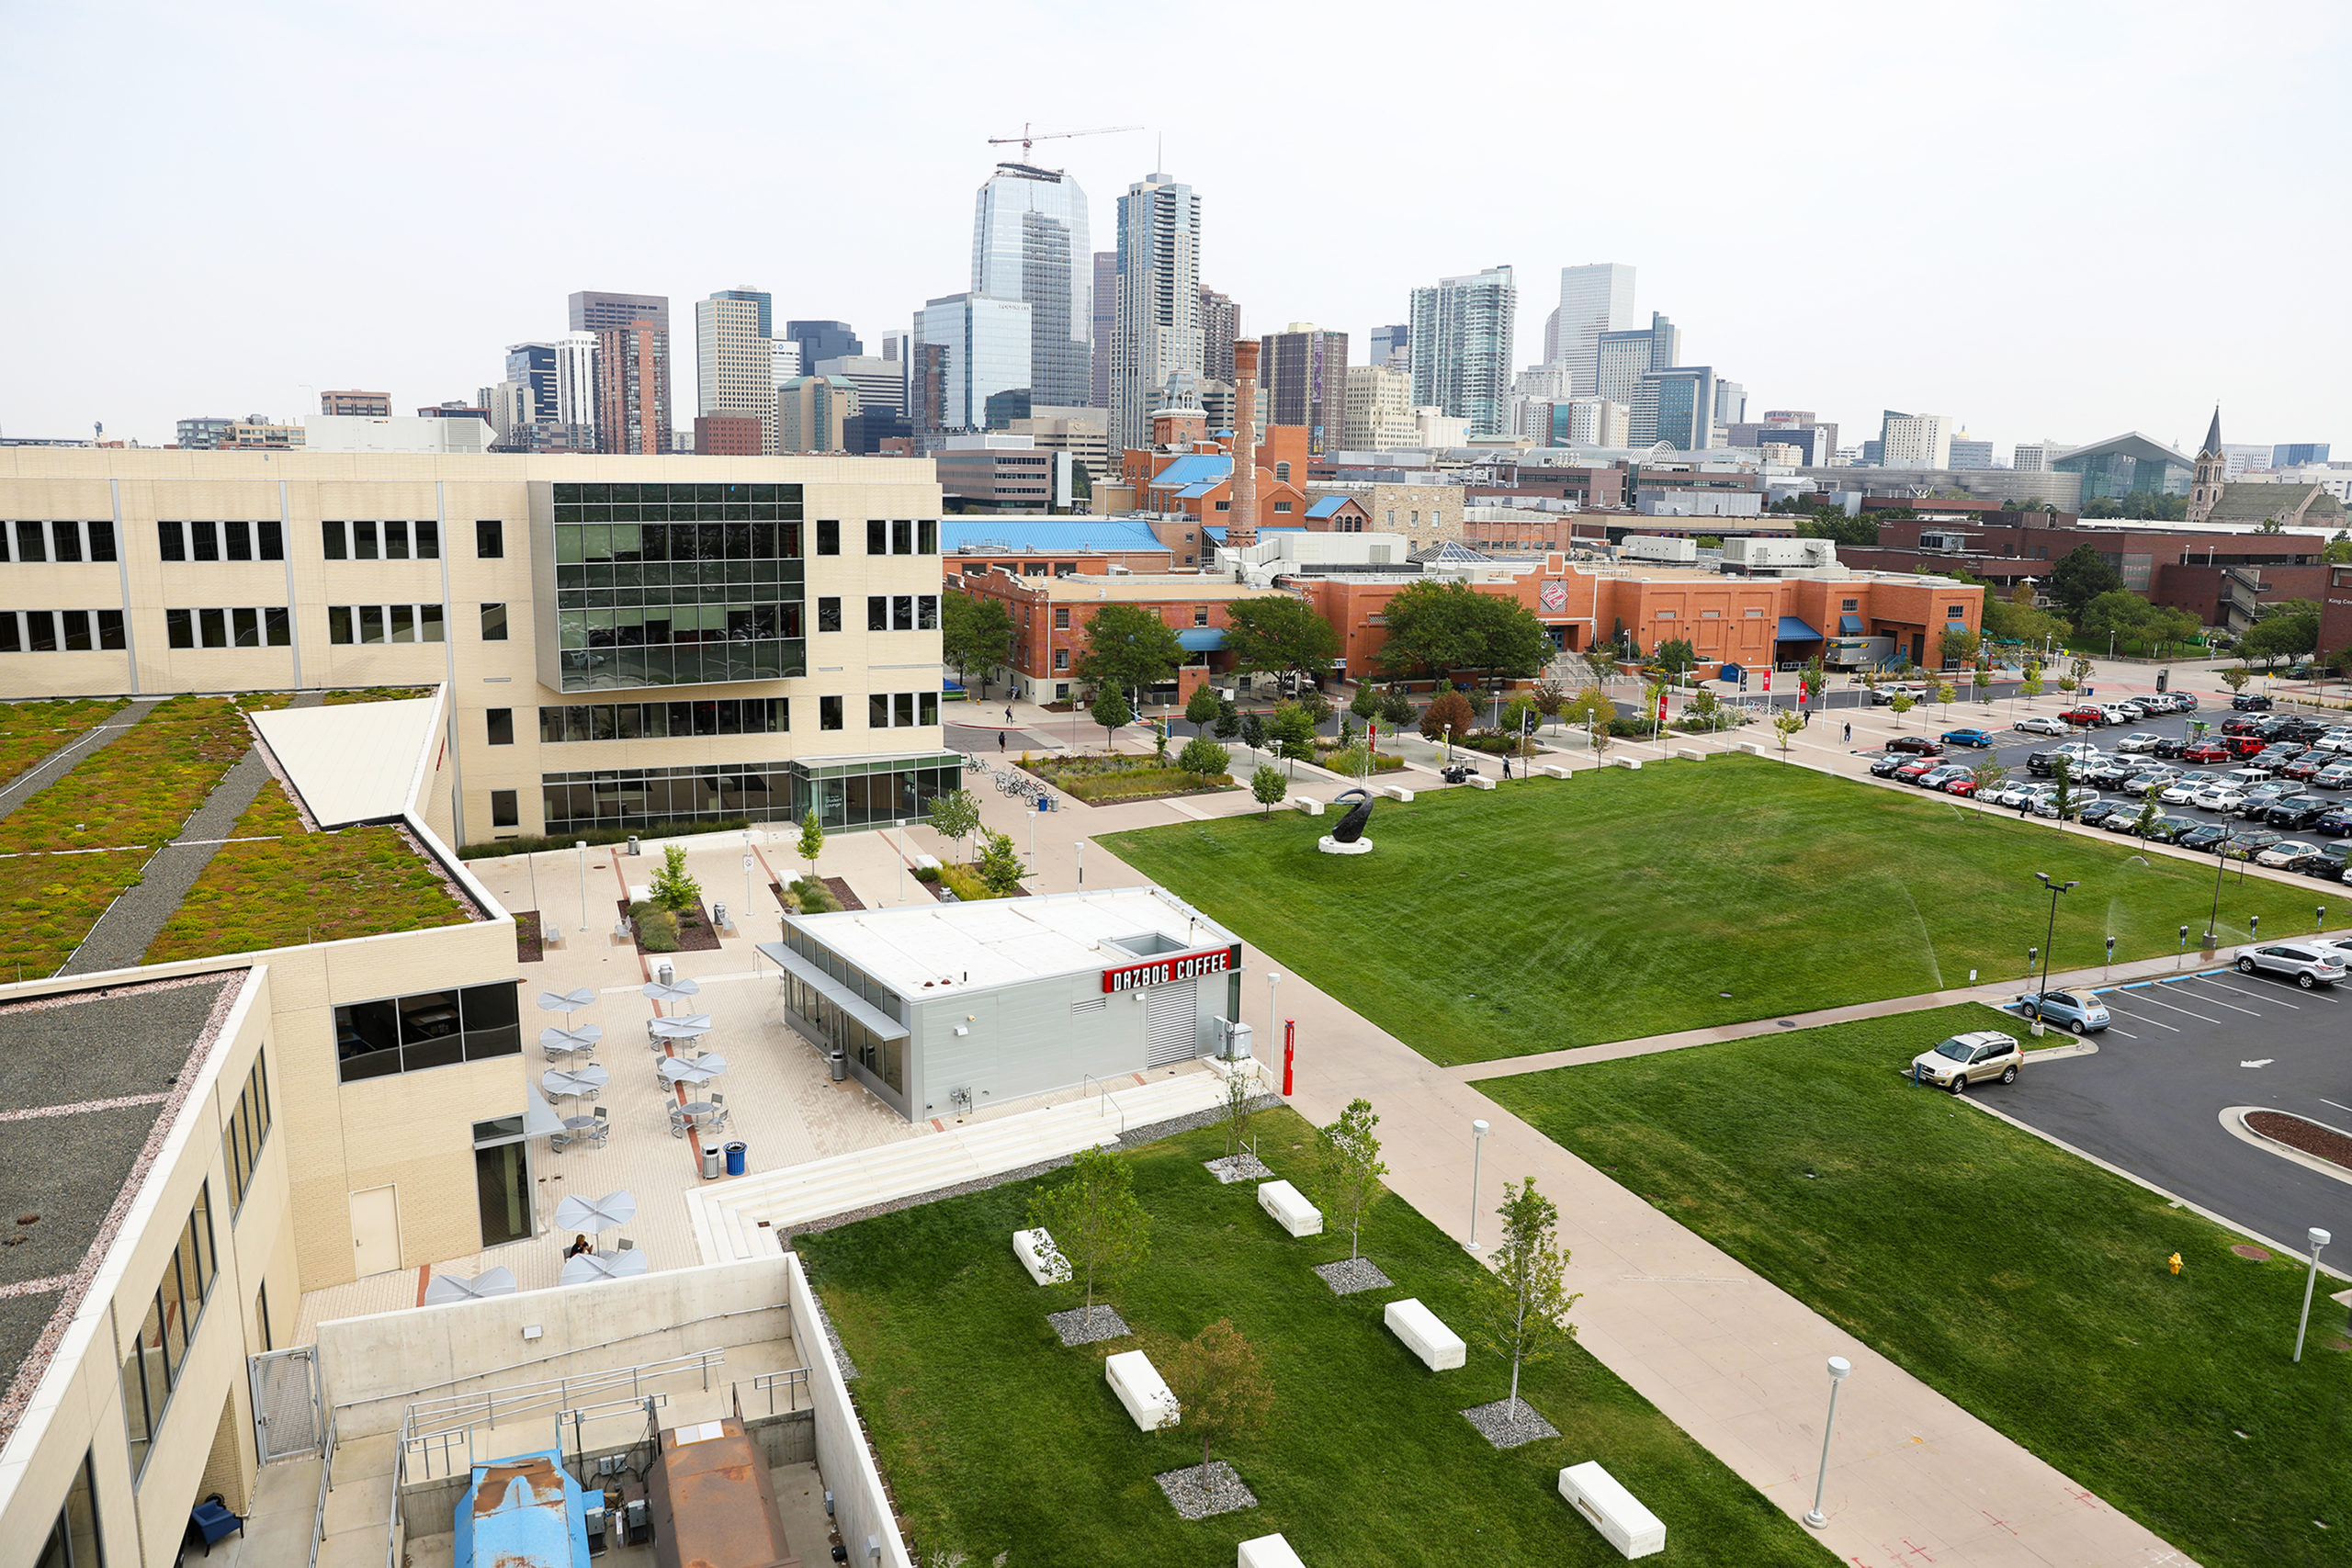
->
left=2017, top=988, right=2109, bottom=1034
left=1941, top=728, right=1995, bottom=749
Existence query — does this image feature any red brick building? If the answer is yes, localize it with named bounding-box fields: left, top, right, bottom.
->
left=692, top=414, right=763, bottom=457
left=944, top=568, right=1303, bottom=704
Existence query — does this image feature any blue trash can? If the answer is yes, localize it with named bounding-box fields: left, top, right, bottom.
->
left=724, top=1140, right=747, bottom=1177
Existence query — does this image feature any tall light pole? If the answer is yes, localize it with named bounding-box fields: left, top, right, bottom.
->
left=575, top=840, right=590, bottom=937
left=1804, top=1356, right=1853, bottom=1529
left=2032, top=872, right=2076, bottom=1029
left=1267, top=971, right=1283, bottom=1054
left=1467, top=1119, right=1490, bottom=1250
left=2294, top=1227, right=2331, bottom=1363
left=1076, top=838, right=1087, bottom=888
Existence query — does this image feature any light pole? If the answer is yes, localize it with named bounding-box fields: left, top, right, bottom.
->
left=2207, top=840, right=2229, bottom=945
left=2295, top=1228, right=2331, bottom=1363
left=1804, top=1356, right=1853, bottom=1529
left=1467, top=1119, right=1490, bottom=1250
left=1076, top=838, right=1086, bottom=888
left=1267, top=971, right=1283, bottom=1055
left=745, top=852, right=759, bottom=920
left=575, top=840, right=590, bottom=937
left=2032, top=872, right=2077, bottom=1030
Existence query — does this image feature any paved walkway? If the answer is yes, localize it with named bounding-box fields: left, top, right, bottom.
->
left=0, top=697, right=160, bottom=826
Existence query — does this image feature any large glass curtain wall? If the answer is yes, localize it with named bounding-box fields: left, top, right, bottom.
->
left=539, top=753, right=961, bottom=836
left=551, top=482, right=805, bottom=690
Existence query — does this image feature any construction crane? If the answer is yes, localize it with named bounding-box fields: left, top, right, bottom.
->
left=988, top=122, right=1142, bottom=162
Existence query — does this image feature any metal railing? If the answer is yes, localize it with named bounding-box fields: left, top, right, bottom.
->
left=1079, top=1072, right=1126, bottom=1134
left=401, top=1348, right=726, bottom=1458
left=746, top=1367, right=811, bottom=1416
left=306, top=1400, right=336, bottom=1568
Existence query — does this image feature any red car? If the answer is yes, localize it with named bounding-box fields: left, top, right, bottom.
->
left=1895, top=759, right=1939, bottom=782
left=2222, top=736, right=2267, bottom=758
left=1943, top=777, right=1980, bottom=796
left=2182, top=743, right=2233, bottom=764
left=1885, top=736, right=1942, bottom=755
left=2059, top=706, right=2105, bottom=727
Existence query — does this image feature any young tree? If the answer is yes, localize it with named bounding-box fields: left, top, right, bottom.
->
left=1077, top=604, right=1186, bottom=705
left=1936, top=679, right=1957, bottom=713
left=975, top=829, right=1027, bottom=896
left=1250, top=763, right=1287, bottom=817
left=1419, top=686, right=1476, bottom=743
left=1177, top=734, right=1230, bottom=779
left=1476, top=1178, right=1580, bottom=1418
left=1268, top=700, right=1317, bottom=763
left=2221, top=665, right=2253, bottom=694
left=1026, top=1145, right=1150, bottom=1329
left=1317, top=1098, right=1387, bottom=1264
left=1652, top=637, right=1700, bottom=681
left=1971, top=760, right=2010, bottom=810
left=1220, top=1070, right=1257, bottom=1162
left=1888, top=692, right=1915, bottom=727
left=1238, top=708, right=1268, bottom=756
left=2132, top=780, right=2165, bottom=837
left=2019, top=662, right=2045, bottom=700
left=1580, top=643, right=1623, bottom=686
left=648, top=842, right=702, bottom=913
left=1222, top=595, right=1341, bottom=686
left=1939, top=626, right=1982, bottom=667
left=797, top=808, right=825, bottom=882
left=2050, top=755, right=2073, bottom=821
left=1089, top=685, right=1134, bottom=753
left=1531, top=677, right=1567, bottom=732
left=1772, top=708, right=1804, bottom=760
left=1296, top=685, right=1333, bottom=727
left=1379, top=685, right=1417, bottom=729
left=940, top=591, right=1015, bottom=699
left=1973, top=660, right=1994, bottom=706
left=1185, top=682, right=1221, bottom=735
left=1213, top=696, right=1242, bottom=739
left=1156, top=1320, right=1273, bottom=1502
left=1349, top=683, right=1383, bottom=726
left=926, top=788, right=982, bottom=862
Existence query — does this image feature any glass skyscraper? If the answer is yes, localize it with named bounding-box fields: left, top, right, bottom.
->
left=1111, top=171, right=1203, bottom=451
left=914, top=294, right=1033, bottom=432
left=972, top=164, right=1091, bottom=411
left=1408, top=266, right=1517, bottom=436
left=1552, top=264, right=1636, bottom=398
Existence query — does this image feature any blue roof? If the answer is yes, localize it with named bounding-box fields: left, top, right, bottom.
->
left=1776, top=615, right=1824, bottom=642
left=1305, top=495, right=1351, bottom=518
left=1203, top=525, right=1228, bottom=542
left=1175, top=482, right=1221, bottom=500
left=1178, top=627, right=1227, bottom=652
left=1261, top=525, right=1305, bottom=532
left=1149, top=453, right=1232, bottom=490
left=942, top=517, right=1165, bottom=556
left=1838, top=614, right=1864, bottom=636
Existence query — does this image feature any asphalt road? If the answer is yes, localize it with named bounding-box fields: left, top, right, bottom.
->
left=1986, top=966, right=2352, bottom=1261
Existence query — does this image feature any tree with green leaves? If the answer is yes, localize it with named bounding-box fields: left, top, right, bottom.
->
left=1888, top=692, right=1915, bottom=726
left=1973, top=659, right=1994, bottom=706
left=926, top=788, right=982, bottom=862
left=1077, top=603, right=1186, bottom=704
left=2323, top=532, right=2352, bottom=566
left=1213, top=696, right=1241, bottom=739
left=1939, top=626, right=1981, bottom=666
left=1268, top=700, right=1317, bottom=764
left=974, top=829, right=1027, bottom=896
left=1185, top=682, right=1221, bottom=734
left=1419, top=686, right=1476, bottom=744
left=648, top=842, right=702, bottom=913
left=2019, top=661, right=2045, bottom=700
left=940, top=591, right=1015, bottom=699
left=2050, top=755, right=2073, bottom=821
left=1027, top=1145, right=1150, bottom=1331
left=2048, top=544, right=2125, bottom=615
left=1579, top=642, right=1623, bottom=686
left=1772, top=708, right=1804, bottom=760
left=1088, top=685, right=1133, bottom=752
left=1653, top=637, right=1699, bottom=680
left=2078, top=590, right=2201, bottom=656
left=1221, top=1070, right=1257, bottom=1162
left=2220, top=665, right=2252, bottom=694
left=1984, top=584, right=2072, bottom=650
left=797, top=808, right=825, bottom=882
left=1377, top=579, right=1554, bottom=686
left=1476, top=1178, right=1580, bottom=1419
left=2132, top=780, right=2166, bottom=837
left=1238, top=708, right=1268, bottom=756
left=1317, top=1098, right=1386, bottom=1264
left=1971, top=760, right=2010, bottom=808
left=1156, top=1319, right=1273, bottom=1502
left=1350, top=683, right=1383, bottom=726
left=1250, top=763, right=1286, bottom=817
left=1222, top=595, right=1340, bottom=686
left=1380, top=685, right=1416, bottom=729
left=1936, top=679, right=1957, bottom=713
left=2238, top=599, right=2322, bottom=667
left=1177, top=735, right=1230, bottom=779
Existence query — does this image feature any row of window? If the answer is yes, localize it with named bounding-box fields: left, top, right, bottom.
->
left=6, top=519, right=117, bottom=563
left=559, top=520, right=799, bottom=565
left=119, top=1183, right=217, bottom=1478
left=865, top=594, right=942, bottom=632
left=165, top=607, right=293, bottom=649
left=326, top=604, right=450, bottom=645
left=778, top=924, right=906, bottom=1022
left=0, top=610, right=126, bottom=652
left=870, top=691, right=942, bottom=728
left=160, top=519, right=287, bottom=562
left=537, top=698, right=791, bottom=743
left=221, top=1049, right=274, bottom=1216
left=537, top=757, right=961, bottom=836
left=318, top=519, right=441, bottom=560
left=334, top=982, right=522, bottom=1084
left=783, top=971, right=906, bottom=1095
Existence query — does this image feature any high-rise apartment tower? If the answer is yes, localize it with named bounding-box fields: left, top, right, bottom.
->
left=1109, top=171, right=1203, bottom=451
left=1408, top=266, right=1517, bottom=437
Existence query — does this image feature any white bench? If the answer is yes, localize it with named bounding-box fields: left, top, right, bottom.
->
left=1012, top=1228, right=1068, bottom=1285
left=1540, top=764, right=1572, bottom=779
left=1237, top=1533, right=1306, bottom=1568
left=1383, top=1297, right=1464, bottom=1371
left=1378, top=784, right=1415, bottom=802
left=1676, top=748, right=1703, bottom=761
left=1104, top=1348, right=1180, bottom=1431
left=1558, top=1461, right=1665, bottom=1559
left=1736, top=741, right=1765, bottom=757
left=1288, top=796, right=1324, bottom=817
left=1256, top=1179, right=1322, bottom=1237
left=912, top=852, right=942, bottom=872
left=1610, top=757, right=1643, bottom=770
left=1468, top=774, right=1497, bottom=790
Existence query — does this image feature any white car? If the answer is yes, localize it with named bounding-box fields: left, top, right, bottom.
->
left=2256, top=840, right=2322, bottom=869
left=2017, top=716, right=2070, bottom=737
left=2034, top=790, right=2105, bottom=818
left=2052, top=741, right=2104, bottom=763
left=2098, top=705, right=2136, bottom=725
left=2190, top=784, right=2248, bottom=812
left=2115, top=732, right=2165, bottom=753
left=2315, top=732, right=2352, bottom=755
left=2160, top=773, right=2218, bottom=804
left=1990, top=781, right=2051, bottom=808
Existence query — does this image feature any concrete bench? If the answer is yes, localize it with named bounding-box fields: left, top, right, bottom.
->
left=1610, top=757, right=1643, bottom=771
left=628, top=883, right=651, bottom=905
left=1558, top=1461, right=1665, bottom=1559
left=1540, top=764, right=1572, bottom=779
left=1383, top=1297, right=1464, bottom=1371
left=1676, top=748, right=1704, bottom=761
left=1468, top=775, right=1497, bottom=790
left=1012, top=1227, right=1069, bottom=1285
left=1288, top=796, right=1324, bottom=817
left=912, top=852, right=943, bottom=873
left=1736, top=741, right=1764, bottom=757
left=1378, top=784, right=1415, bottom=802
left=1256, top=1179, right=1322, bottom=1237
left=1104, top=1348, right=1180, bottom=1431
left=1237, top=1534, right=1306, bottom=1568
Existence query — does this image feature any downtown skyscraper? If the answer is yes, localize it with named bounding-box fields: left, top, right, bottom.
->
left=570, top=289, right=671, bottom=454
left=696, top=286, right=778, bottom=453
left=971, top=164, right=1091, bottom=410
left=1109, top=170, right=1203, bottom=451
left=1408, top=265, right=1517, bottom=437
left=1548, top=263, right=1635, bottom=398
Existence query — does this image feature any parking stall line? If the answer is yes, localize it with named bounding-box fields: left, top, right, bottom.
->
left=2178, top=980, right=2279, bottom=1015
left=2191, top=976, right=2299, bottom=1009
left=2124, top=991, right=2225, bottom=1024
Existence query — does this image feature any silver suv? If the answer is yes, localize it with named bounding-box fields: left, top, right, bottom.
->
left=1909, top=1030, right=2023, bottom=1093
left=2235, top=943, right=2347, bottom=990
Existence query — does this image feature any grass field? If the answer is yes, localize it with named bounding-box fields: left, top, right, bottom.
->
left=1099, top=756, right=2330, bottom=1064
left=0, top=698, right=127, bottom=787
left=1482, top=1004, right=2352, bottom=1568
left=798, top=1114, right=1830, bottom=1567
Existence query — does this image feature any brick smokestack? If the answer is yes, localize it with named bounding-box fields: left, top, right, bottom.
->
left=1229, top=339, right=1260, bottom=547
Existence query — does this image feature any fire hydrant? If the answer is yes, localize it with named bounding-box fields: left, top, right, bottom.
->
left=2168, top=1252, right=2183, bottom=1276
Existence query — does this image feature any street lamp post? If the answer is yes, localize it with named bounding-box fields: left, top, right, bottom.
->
left=1267, top=971, right=1283, bottom=1056
left=575, top=840, right=590, bottom=937
left=2295, top=1228, right=2331, bottom=1363
left=2031, top=872, right=2077, bottom=1032
left=1804, top=1356, right=1853, bottom=1529
left=1467, top=1119, right=1490, bottom=1250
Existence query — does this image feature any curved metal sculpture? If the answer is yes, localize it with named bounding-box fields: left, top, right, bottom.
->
left=1330, top=787, right=1375, bottom=844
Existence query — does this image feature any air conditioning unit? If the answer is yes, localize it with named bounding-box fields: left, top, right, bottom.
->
left=1211, top=1017, right=1254, bottom=1060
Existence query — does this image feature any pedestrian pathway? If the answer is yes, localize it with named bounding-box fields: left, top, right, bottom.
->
left=0, top=697, right=161, bottom=827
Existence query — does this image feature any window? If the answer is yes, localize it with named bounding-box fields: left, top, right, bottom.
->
left=892, top=595, right=913, bottom=631
left=1215, top=500, right=1230, bottom=512
left=491, top=789, right=518, bottom=828
left=62, top=611, right=90, bottom=651
left=198, top=609, right=227, bottom=648
left=893, top=519, right=913, bottom=555
left=1275, top=461, right=1291, bottom=482
left=383, top=520, right=409, bottom=559
left=820, top=695, right=843, bottom=730
left=1193, top=607, right=1209, bottom=626
left=1947, top=604, right=1963, bottom=617
left=156, top=521, right=183, bottom=562
left=220, top=1050, right=272, bottom=1218
left=119, top=1182, right=216, bottom=1479
left=322, top=521, right=346, bottom=560
left=868, top=693, right=890, bottom=728
left=89, top=521, right=117, bottom=562
left=1054, top=649, right=1069, bottom=670
left=334, top=982, right=521, bottom=1083
left=51, top=520, right=82, bottom=562
left=919, top=519, right=938, bottom=553
left=481, top=603, right=508, bottom=641
left=476, top=519, right=504, bottom=558
left=223, top=521, right=251, bottom=561
left=1273, top=501, right=1293, bottom=513
left=817, top=597, right=842, bottom=633
left=867, top=596, right=888, bottom=632
left=358, top=605, right=385, bottom=643
left=1053, top=607, right=1070, bottom=630
left=867, top=519, right=888, bottom=555
left=415, top=520, right=439, bottom=558
left=486, top=708, right=514, bottom=745
left=817, top=519, right=840, bottom=555
left=536, top=698, right=786, bottom=740
left=1841, top=598, right=1859, bottom=612
left=189, top=521, right=219, bottom=562
left=389, top=605, right=414, bottom=643
left=352, top=521, right=379, bottom=560
left=327, top=607, right=351, bottom=644
left=36, top=1447, right=102, bottom=1568
left=918, top=594, right=938, bottom=630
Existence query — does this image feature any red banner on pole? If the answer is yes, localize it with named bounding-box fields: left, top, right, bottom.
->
left=1762, top=669, right=1772, bottom=693
left=1283, top=1020, right=1295, bottom=1096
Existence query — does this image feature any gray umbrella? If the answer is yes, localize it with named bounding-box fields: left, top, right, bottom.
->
left=540, top=1065, right=610, bottom=1100
left=537, top=987, right=595, bottom=1017
left=560, top=1248, right=650, bottom=1285
left=642, top=976, right=702, bottom=1004
left=648, top=1014, right=713, bottom=1039
left=539, top=1024, right=604, bottom=1057
left=422, top=1266, right=517, bottom=1305
left=659, top=1053, right=727, bottom=1089
left=555, top=1190, right=638, bottom=1234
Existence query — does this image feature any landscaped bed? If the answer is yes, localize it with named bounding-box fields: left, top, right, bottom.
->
left=142, top=782, right=471, bottom=963
left=1099, top=755, right=2333, bottom=1064
left=797, top=1112, right=1827, bottom=1566
left=1482, top=1002, right=2352, bottom=1568
left=1023, top=754, right=1236, bottom=806
left=0, top=698, right=128, bottom=788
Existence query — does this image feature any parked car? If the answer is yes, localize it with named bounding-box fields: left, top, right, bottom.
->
left=2078, top=800, right=2133, bottom=829
left=2281, top=755, right=2329, bottom=782
left=2018, top=989, right=2109, bottom=1034
left=1915, top=763, right=1970, bottom=787
left=2121, top=768, right=2178, bottom=794
left=2312, top=761, right=2352, bottom=790
left=2235, top=784, right=2295, bottom=818
left=2308, top=843, right=2352, bottom=880
left=2189, top=784, right=2249, bottom=812
left=2265, top=796, right=2333, bottom=830
left=2312, top=731, right=2352, bottom=755
left=1910, top=1030, right=2024, bottom=1093
left=2256, top=839, right=2325, bottom=871
left=2016, top=715, right=2070, bottom=737
left=2179, top=823, right=2237, bottom=853
left=2277, top=718, right=2331, bottom=744
left=2222, top=716, right=2267, bottom=737
left=1894, top=759, right=1940, bottom=783
left=2315, top=807, right=2352, bottom=837
left=1886, top=735, right=1943, bottom=755
left=2235, top=943, right=2345, bottom=988
left=2232, top=693, right=2275, bottom=710
left=1941, top=728, right=1995, bottom=749
left=1869, top=753, right=1911, bottom=778
left=2142, top=816, right=2200, bottom=844
left=2220, top=829, right=2284, bottom=860
left=2181, top=742, right=2233, bottom=764
left=2172, top=693, right=2201, bottom=711
left=2098, top=705, right=2137, bottom=725
left=2034, top=791, right=2104, bottom=819
left=1990, top=781, right=2052, bottom=808
left=2059, top=706, right=2106, bottom=727
left=2160, top=773, right=2218, bottom=804
left=2114, top=731, right=2165, bottom=753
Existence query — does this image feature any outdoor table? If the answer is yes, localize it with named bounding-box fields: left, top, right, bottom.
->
left=559, top=1247, right=650, bottom=1285
left=660, top=1054, right=727, bottom=1089
left=561, top=1114, right=598, bottom=1134
left=539, top=1024, right=603, bottom=1058
left=541, top=1065, right=610, bottom=1100
left=649, top=1014, right=714, bottom=1040
left=554, top=1190, right=637, bottom=1235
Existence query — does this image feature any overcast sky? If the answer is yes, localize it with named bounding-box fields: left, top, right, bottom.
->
left=6, top=0, right=2346, bottom=457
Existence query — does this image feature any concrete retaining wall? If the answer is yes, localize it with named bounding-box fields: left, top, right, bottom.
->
left=787, top=1252, right=913, bottom=1568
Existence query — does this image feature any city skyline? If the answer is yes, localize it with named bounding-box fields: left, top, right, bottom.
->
left=4, top=2, right=2347, bottom=455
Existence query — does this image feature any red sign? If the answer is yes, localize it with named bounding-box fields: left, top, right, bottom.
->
left=1762, top=669, right=1772, bottom=693
left=1102, top=944, right=1236, bottom=994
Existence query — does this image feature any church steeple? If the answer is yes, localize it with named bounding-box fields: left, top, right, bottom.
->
left=2199, top=405, right=2222, bottom=457
left=2188, top=404, right=2225, bottom=524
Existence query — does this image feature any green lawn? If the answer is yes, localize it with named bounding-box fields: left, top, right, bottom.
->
left=1100, top=756, right=2326, bottom=1064
left=798, top=1115, right=1829, bottom=1567
left=1482, top=1004, right=2352, bottom=1568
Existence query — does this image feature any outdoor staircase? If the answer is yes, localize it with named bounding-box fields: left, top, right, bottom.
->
left=687, top=1069, right=1238, bottom=1263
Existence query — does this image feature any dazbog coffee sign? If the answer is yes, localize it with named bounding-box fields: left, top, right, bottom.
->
left=1102, top=945, right=1237, bottom=993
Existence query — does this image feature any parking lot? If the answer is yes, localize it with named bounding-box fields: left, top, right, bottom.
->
left=1984, top=963, right=2352, bottom=1252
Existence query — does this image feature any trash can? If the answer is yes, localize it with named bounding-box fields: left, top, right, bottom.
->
left=626, top=835, right=641, bottom=856
left=699, top=1140, right=724, bottom=1180
left=828, top=1046, right=847, bottom=1082
left=725, top=1141, right=747, bottom=1177
left=657, top=960, right=674, bottom=987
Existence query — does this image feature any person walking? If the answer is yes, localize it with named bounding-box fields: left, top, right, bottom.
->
left=998, top=730, right=1006, bottom=753
left=1502, top=752, right=1513, bottom=780
left=1843, top=720, right=1851, bottom=743
left=1004, top=704, right=1013, bottom=723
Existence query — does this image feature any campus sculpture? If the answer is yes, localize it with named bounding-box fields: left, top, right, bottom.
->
left=1319, top=787, right=1375, bottom=856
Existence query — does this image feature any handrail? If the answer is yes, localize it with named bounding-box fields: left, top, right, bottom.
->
left=402, top=1348, right=724, bottom=1438
left=747, top=1367, right=811, bottom=1416
left=1079, top=1072, right=1127, bottom=1135
left=305, top=1399, right=336, bottom=1568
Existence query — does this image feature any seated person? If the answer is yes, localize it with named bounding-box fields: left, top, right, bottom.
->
left=562, top=1234, right=593, bottom=1260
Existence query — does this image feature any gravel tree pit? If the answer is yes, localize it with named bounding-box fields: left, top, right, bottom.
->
left=1314, top=1258, right=1394, bottom=1295
left=1152, top=1461, right=1258, bottom=1519
left=1048, top=1303, right=1132, bottom=1347
left=1461, top=1397, right=1561, bottom=1450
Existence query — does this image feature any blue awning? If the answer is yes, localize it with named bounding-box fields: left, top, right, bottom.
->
left=1776, top=615, right=1824, bottom=642
left=1947, top=619, right=1970, bottom=632
left=1178, top=627, right=1227, bottom=651
left=1838, top=615, right=1864, bottom=636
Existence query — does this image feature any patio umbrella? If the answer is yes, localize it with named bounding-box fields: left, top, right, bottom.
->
left=560, top=1248, right=651, bottom=1285
left=659, top=1053, right=728, bottom=1089
left=537, top=987, right=595, bottom=1018
left=421, top=1266, right=518, bottom=1305
left=555, top=1190, right=638, bottom=1235
left=642, top=976, right=702, bottom=1005
left=538, top=1023, right=604, bottom=1057
left=540, top=1064, right=610, bottom=1101
left=648, top=1014, right=713, bottom=1040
